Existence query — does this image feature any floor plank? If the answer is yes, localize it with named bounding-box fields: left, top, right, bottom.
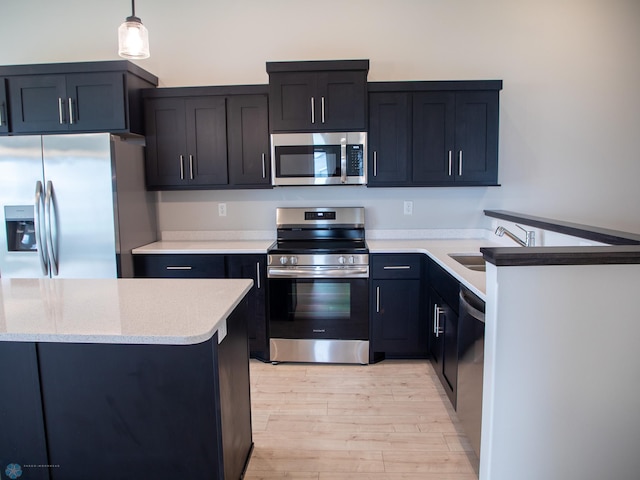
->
left=245, top=359, right=478, bottom=479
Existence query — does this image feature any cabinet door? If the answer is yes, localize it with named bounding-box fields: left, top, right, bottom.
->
left=185, top=96, right=228, bottom=186
left=0, top=343, right=50, bottom=480
left=66, top=72, right=126, bottom=132
left=144, top=97, right=189, bottom=188
left=226, top=254, right=268, bottom=361
left=268, top=72, right=316, bottom=131
left=318, top=71, right=367, bottom=131
left=8, top=74, right=68, bottom=133
left=429, top=288, right=458, bottom=408
left=454, top=90, right=499, bottom=184
left=371, top=279, right=423, bottom=355
left=0, top=78, right=8, bottom=134
left=368, top=92, right=411, bottom=185
left=227, top=95, right=270, bottom=186
left=412, top=92, right=456, bottom=184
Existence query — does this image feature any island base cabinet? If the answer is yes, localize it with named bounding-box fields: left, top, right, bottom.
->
left=0, top=343, right=50, bottom=480
left=4, top=300, right=252, bottom=480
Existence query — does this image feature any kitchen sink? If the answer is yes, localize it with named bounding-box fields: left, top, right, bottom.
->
left=448, top=253, right=486, bottom=272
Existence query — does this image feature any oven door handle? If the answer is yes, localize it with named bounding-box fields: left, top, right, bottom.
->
left=268, top=266, right=369, bottom=279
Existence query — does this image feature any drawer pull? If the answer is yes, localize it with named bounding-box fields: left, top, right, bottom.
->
left=166, top=266, right=193, bottom=270
left=383, top=265, right=411, bottom=270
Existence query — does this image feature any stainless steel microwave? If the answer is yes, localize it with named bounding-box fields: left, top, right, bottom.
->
left=271, top=132, right=367, bottom=186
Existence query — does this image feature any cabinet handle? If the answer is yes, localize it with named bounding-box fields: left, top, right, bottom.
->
left=321, top=96, right=325, bottom=123
left=179, top=155, right=185, bottom=180
left=373, top=151, right=378, bottom=177
left=433, top=304, right=444, bottom=337
left=310, top=97, right=315, bottom=124
left=448, top=150, right=453, bottom=176
left=0, top=102, right=5, bottom=126
left=458, top=151, right=463, bottom=176
left=189, top=155, right=194, bottom=180
left=68, top=98, right=74, bottom=125
left=166, top=266, right=192, bottom=270
left=256, top=262, right=261, bottom=289
left=383, top=265, right=411, bottom=270
left=376, top=286, right=381, bottom=313
left=58, top=98, right=65, bottom=124
left=261, top=153, right=266, bottom=179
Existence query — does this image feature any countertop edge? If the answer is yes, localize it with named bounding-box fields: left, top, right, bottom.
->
left=480, top=245, right=640, bottom=266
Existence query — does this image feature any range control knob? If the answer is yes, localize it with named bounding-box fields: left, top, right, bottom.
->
left=349, top=256, right=356, bottom=264
left=338, top=256, right=347, bottom=265
left=280, top=256, right=288, bottom=265
left=289, top=256, right=298, bottom=265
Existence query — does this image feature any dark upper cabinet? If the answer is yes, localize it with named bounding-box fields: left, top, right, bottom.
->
left=144, top=86, right=271, bottom=190
left=0, top=78, right=9, bottom=134
left=367, top=92, right=411, bottom=185
left=227, top=95, right=270, bottom=186
left=267, top=60, right=369, bottom=132
left=145, top=96, right=228, bottom=188
left=1, top=61, right=157, bottom=135
left=367, top=81, right=502, bottom=187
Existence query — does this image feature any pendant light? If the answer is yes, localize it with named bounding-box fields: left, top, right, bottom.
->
left=118, top=0, right=150, bottom=59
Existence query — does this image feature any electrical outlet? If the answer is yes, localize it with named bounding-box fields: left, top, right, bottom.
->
left=403, top=201, right=413, bottom=215
left=218, top=203, right=227, bottom=217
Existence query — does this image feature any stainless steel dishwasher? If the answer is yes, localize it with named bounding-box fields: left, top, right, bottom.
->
left=457, top=286, right=485, bottom=475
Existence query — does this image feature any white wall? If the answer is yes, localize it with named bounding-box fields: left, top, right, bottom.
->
left=2, top=0, right=639, bottom=234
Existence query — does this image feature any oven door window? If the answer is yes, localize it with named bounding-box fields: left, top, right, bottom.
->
left=275, top=145, right=341, bottom=178
left=269, top=278, right=368, bottom=340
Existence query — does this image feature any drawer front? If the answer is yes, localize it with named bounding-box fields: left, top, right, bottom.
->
left=371, top=254, right=422, bottom=279
left=133, top=254, right=225, bottom=278
left=428, top=259, right=459, bottom=314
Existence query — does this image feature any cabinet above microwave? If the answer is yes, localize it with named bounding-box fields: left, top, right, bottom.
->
left=266, top=60, right=369, bottom=133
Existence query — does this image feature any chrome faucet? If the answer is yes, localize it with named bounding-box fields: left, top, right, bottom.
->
left=495, top=224, right=536, bottom=247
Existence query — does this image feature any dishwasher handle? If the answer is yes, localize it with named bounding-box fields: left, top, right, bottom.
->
left=459, top=289, right=485, bottom=323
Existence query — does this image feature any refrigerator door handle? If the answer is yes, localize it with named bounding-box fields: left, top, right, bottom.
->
left=44, top=180, right=59, bottom=276
left=34, top=181, right=49, bottom=276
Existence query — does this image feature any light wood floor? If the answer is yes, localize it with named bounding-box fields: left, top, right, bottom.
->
left=244, top=359, right=478, bottom=480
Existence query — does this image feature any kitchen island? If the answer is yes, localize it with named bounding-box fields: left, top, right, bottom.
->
left=0, top=278, right=254, bottom=480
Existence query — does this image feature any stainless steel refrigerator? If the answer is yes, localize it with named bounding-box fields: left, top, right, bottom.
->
left=0, top=133, right=157, bottom=278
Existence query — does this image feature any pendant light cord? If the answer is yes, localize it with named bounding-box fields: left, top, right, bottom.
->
left=131, top=0, right=136, bottom=17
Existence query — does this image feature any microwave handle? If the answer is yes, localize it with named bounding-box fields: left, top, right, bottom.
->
left=340, top=138, right=347, bottom=184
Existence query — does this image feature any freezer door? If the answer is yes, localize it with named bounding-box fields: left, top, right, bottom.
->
left=0, top=136, right=48, bottom=278
left=42, top=134, right=118, bottom=278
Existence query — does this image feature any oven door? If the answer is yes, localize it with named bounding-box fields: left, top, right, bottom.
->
left=268, top=276, right=369, bottom=340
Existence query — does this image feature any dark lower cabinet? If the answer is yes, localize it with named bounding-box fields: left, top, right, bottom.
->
left=428, top=258, right=462, bottom=408
left=226, top=254, right=269, bottom=361
left=133, top=253, right=269, bottom=361
left=0, top=78, right=8, bottom=134
left=429, top=287, right=459, bottom=408
left=0, top=300, right=252, bottom=480
left=370, top=254, right=427, bottom=360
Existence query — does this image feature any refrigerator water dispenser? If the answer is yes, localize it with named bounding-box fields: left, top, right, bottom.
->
left=4, top=205, right=37, bottom=252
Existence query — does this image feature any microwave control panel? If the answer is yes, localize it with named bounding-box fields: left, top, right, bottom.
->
left=346, top=145, right=364, bottom=176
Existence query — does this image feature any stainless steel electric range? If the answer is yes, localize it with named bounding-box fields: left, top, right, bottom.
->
left=267, top=207, right=369, bottom=364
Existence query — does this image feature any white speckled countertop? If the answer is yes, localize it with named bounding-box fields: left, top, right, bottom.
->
left=0, top=278, right=253, bottom=345
left=132, top=234, right=507, bottom=300
left=132, top=240, right=275, bottom=255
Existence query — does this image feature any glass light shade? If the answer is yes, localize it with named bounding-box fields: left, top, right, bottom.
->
left=118, top=16, right=150, bottom=59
